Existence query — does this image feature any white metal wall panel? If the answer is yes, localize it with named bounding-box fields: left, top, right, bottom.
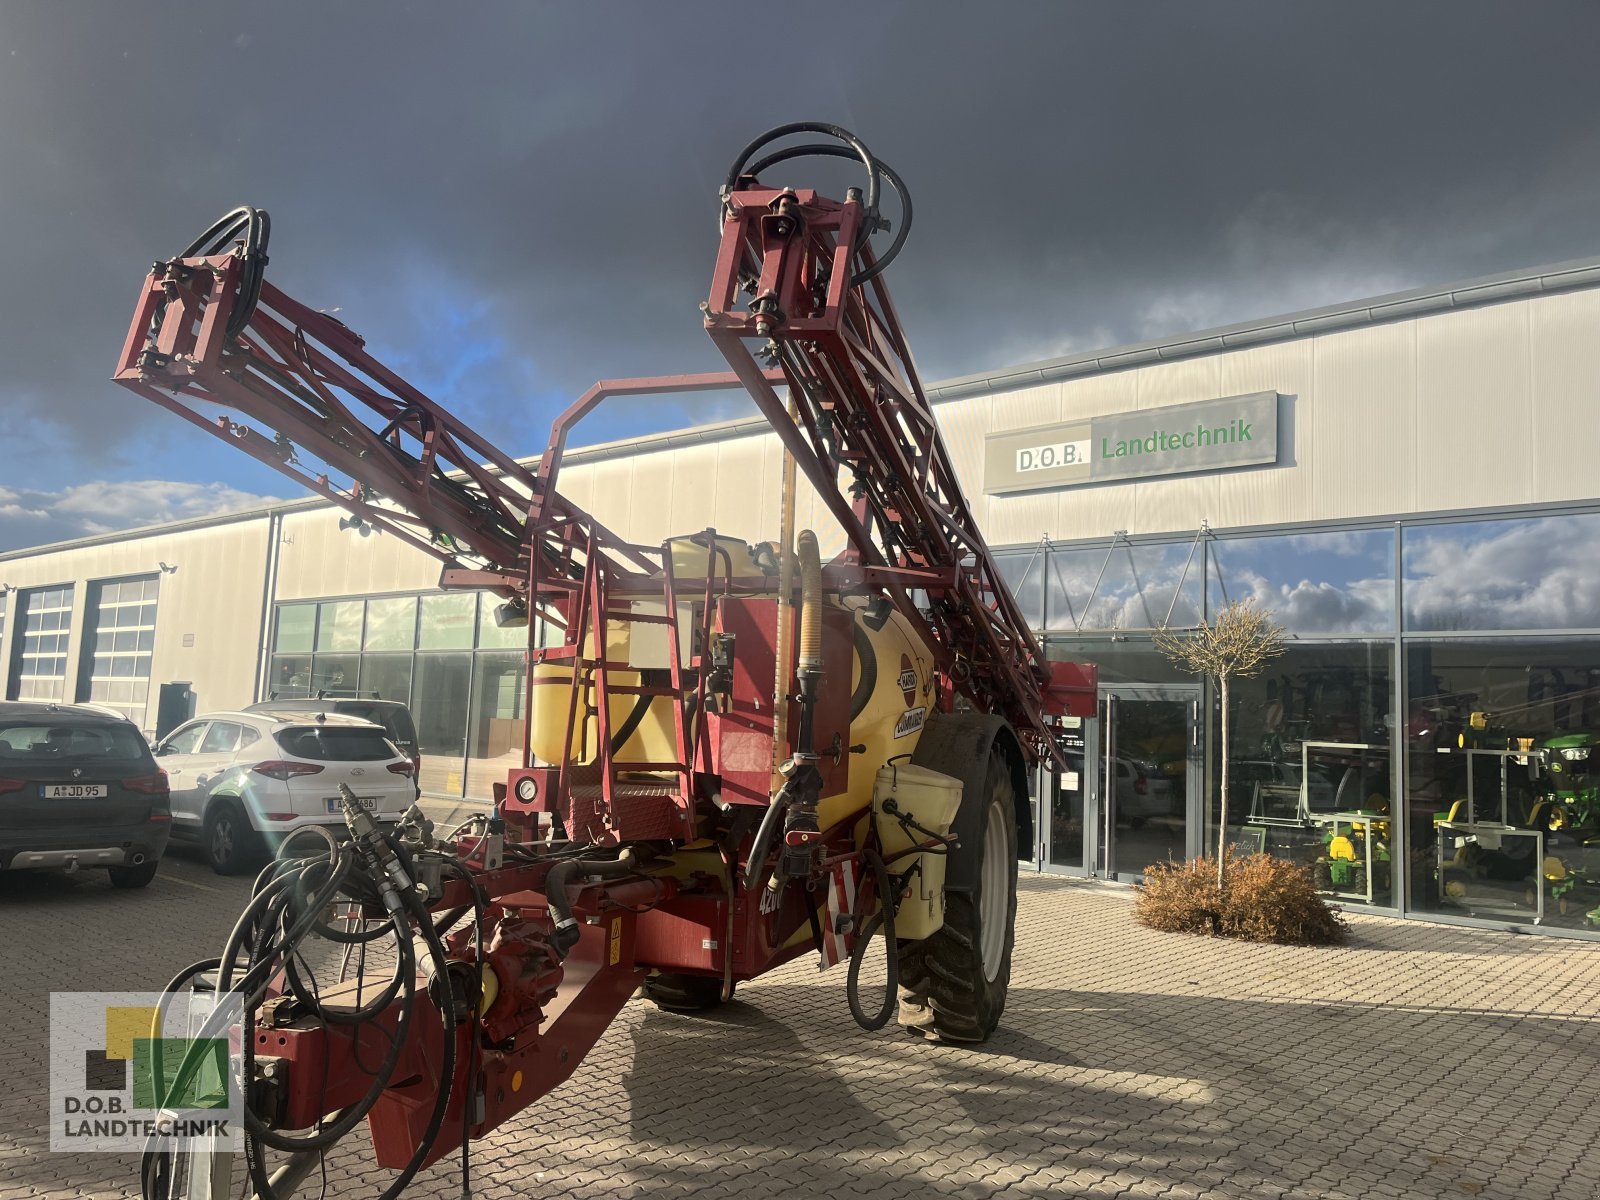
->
left=0, top=518, right=271, bottom=723
left=1528, top=290, right=1600, bottom=502
left=1414, top=304, right=1534, bottom=513
left=1046, top=371, right=1141, bottom=546
left=581, top=457, right=639, bottom=542
left=275, top=508, right=439, bottom=601
left=1307, top=320, right=1419, bottom=521
left=975, top=384, right=1063, bottom=547
left=1206, top=339, right=1316, bottom=530
left=662, top=442, right=721, bottom=543
left=712, top=434, right=780, bottom=544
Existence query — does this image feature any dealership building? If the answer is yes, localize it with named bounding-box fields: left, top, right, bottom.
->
left=5, top=256, right=1600, bottom=937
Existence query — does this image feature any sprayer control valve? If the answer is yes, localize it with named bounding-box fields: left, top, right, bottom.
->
left=783, top=829, right=823, bottom=846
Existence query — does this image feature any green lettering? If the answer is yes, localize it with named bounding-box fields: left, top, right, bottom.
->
left=1238, top=419, right=1253, bottom=441
left=1182, top=431, right=1194, bottom=448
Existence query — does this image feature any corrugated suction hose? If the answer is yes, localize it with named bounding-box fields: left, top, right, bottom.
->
left=797, top=529, right=823, bottom=677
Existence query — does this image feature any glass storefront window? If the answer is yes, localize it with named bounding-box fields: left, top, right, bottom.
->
left=274, top=604, right=316, bottom=654
left=360, top=654, right=413, bottom=708
left=420, top=593, right=477, bottom=650
left=317, top=600, right=363, bottom=651
left=309, top=653, right=360, bottom=695
left=1207, top=641, right=1395, bottom=907
left=475, top=594, right=531, bottom=650
left=1405, top=637, right=1600, bottom=929
left=414, top=653, right=472, bottom=795
left=1208, top=527, right=1395, bottom=635
left=268, top=654, right=313, bottom=698
left=1404, top=511, right=1600, bottom=632
left=1045, top=540, right=1203, bottom=632
left=993, top=549, right=1046, bottom=630
left=466, top=650, right=528, bottom=799
left=1044, top=637, right=1193, bottom=686
left=364, top=596, right=417, bottom=651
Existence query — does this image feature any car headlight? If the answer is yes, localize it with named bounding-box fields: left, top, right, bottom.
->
left=515, top=776, right=538, bottom=802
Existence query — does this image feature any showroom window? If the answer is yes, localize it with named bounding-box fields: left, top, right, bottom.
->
left=1208, top=527, right=1396, bottom=635
left=78, top=575, right=159, bottom=723
left=1404, top=637, right=1600, bottom=930
left=7, top=585, right=75, bottom=702
left=993, top=548, right=1046, bottom=630
left=1043, top=538, right=1203, bottom=632
left=1209, top=641, right=1396, bottom=908
left=1403, top=511, right=1600, bottom=632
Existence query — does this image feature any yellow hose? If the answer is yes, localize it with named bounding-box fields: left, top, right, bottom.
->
left=797, top=529, right=823, bottom=676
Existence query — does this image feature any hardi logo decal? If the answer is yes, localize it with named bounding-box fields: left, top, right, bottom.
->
left=897, top=655, right=917, bottom=706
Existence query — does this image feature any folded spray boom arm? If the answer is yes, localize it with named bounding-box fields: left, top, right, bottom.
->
left=113, top=209, right=778, bottom=611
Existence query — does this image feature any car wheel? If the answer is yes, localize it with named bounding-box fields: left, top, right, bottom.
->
left=897, top=748, right=1017, bottom=1044
left=107, top=860, right=159, bottom=889
left=204, top=800, right=259, bottom=875
left=642, top=972, right=731, bottom=1012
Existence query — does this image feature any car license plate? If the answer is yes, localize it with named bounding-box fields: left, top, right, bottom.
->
left=43, top=784, right=109, bottom=799
left=326, top=796, right=379, bottom=814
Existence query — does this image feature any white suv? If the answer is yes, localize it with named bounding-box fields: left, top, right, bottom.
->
left=154, top=711, right=416, bottom=873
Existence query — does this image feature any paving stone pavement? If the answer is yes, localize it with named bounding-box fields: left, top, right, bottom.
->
left=3, top=848, right=1599, bottom=1200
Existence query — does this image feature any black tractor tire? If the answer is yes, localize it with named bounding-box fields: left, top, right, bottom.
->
left=642, top=972, right=731, bottom=1012
left=107, top=860, right=159, bottom=889
left=897, top=749, right=1018, bottom=1044
left=204, top=800, right=260, bottom=876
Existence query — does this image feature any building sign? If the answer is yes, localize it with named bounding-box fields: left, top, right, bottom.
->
left=984, top=391, right=1279, bottom=495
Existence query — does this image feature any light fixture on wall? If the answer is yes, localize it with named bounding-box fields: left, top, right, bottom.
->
left=158, top=562, right=178, bottom=575
left=0, top=582, right=11, bottom=596
left=339, top=515, right=373, bottom=538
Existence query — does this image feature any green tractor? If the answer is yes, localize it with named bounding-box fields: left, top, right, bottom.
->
left=1532, top=733, right=1600, bottom=839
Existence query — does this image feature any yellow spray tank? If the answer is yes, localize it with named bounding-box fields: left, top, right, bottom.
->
left=528, top=535, right=754, bottom=768
left=529, top=530, right=940, bottom=831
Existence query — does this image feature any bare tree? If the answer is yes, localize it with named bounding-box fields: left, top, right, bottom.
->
left=1154, top=600, right=1287, bottom=887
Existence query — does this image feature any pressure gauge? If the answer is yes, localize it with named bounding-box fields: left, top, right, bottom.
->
left=515, top=776, right=539, bottom=802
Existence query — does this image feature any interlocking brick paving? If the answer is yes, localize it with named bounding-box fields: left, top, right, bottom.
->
left=4, top=854, right=1598, bottom=1199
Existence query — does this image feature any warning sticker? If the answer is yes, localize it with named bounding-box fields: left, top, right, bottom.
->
left=608, top=917, right=622, bottom=966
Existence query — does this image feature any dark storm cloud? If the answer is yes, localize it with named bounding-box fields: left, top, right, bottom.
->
left=1, top=2, right=1597, bottom=552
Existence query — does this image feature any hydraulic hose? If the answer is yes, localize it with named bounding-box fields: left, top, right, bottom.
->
left=846, top=850, right=898, bottom=1031
left=544, top=849, right=638, bottom=957
left=144, top=823, right=476, bottom=1200
left=743, top=143, right=913, bottom=285
left=722, top=122, right=880, bottom=243
left=177, top=205, right=271, bottom=339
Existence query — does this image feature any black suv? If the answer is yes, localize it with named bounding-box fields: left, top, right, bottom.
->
left=0, top=701, right=171, bottom=888
left=245, top=695, right=421, bottom=796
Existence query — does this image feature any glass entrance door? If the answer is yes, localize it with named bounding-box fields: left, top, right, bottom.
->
left=1095, top=686, right=1201, bottom=880
left=1039, top=718, right=1089, bottom=873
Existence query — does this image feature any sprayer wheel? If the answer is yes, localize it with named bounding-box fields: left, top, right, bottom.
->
left=642, top=972, right=732, bottom=1012
left=896, top=749, right=1017, bottom=1044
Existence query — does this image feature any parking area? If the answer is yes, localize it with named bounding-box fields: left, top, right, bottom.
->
left=3, top=859, right=1600, bottom=1200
